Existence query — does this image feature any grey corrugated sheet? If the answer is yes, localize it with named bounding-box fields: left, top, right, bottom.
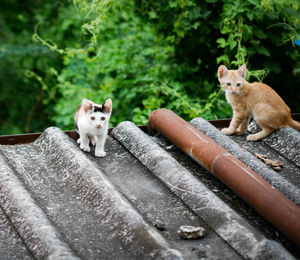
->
left=0, top=117, right=299, bottom=259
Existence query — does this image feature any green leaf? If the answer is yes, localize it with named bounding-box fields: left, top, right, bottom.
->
left=149, top=10, right=158, bottom=19
left=246, top=12, right=254, bottom=21
left=216, top=38, right=227, bottom=48
left=256, top=46, right=271, bottom=56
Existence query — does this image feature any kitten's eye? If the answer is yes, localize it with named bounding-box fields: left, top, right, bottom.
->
left=101, top=117, right=105, bottom=121
left=226, top=82, right=231, bottom=86
left=90, top=116, right=95, bottom=120
left=236, top=83, right=241, bottom=87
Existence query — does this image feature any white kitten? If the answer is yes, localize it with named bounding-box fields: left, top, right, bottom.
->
left=74, top=98, right=112, bottom=157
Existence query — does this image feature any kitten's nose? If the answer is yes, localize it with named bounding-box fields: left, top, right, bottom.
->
left=96, top=125, right=101, bottom=129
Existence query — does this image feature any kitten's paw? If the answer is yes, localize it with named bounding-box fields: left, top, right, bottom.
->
left=247, top=134, right=261, bottom=142
left=235, top=130, right=245, bottom=135
left=222, top=128, right=235, bottom=135
left=95, top=151, right=106, bottom=157
left=80, top=144, right=90, bottom=152
left=77, top=138, right=81, bottom=144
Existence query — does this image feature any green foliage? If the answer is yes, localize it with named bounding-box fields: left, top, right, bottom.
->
left=0, top=0, right=299, bottom=134
left=43, top=0, right=232, bottom=130
left=0, top=0, right=82, bottom=134
left=135, top=0, right=300, bottom=106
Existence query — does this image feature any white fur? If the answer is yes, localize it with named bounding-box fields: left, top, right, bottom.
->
left=75, top=99, right=112, bottom=157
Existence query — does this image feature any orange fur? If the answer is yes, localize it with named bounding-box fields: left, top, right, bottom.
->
left=218, top=64, right=299, bottom=141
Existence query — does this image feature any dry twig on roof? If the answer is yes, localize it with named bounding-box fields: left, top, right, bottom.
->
left=255, top=152, right=284, bottom=171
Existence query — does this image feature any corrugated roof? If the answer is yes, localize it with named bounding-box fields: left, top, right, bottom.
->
left=0, top=111, right=299, bottom=259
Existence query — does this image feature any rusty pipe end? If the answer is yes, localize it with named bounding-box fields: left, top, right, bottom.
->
left=148, top=109, right=173, bottom=135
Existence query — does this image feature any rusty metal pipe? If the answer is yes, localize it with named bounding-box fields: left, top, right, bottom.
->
left=148, top=109, right=300, bottom=246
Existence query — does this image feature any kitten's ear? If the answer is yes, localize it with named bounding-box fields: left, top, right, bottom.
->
left=238, top=64, right=246, bottom=79
left=102, top=99, right=112, bottom=113
left=218, top=65, right=228, bottom=80
left=82, top=98, right=93, bottom=113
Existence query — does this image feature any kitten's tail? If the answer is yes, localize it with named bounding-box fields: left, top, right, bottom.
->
left=288, top=119, right=300, bottom=131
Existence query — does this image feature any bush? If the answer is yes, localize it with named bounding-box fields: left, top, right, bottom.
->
left=47, top=0, right=232, bottom=130
left=134, top=0, right=300, bottom=109
left=0, top=0, right=81, bottom=134
left=0, top=0, right=299, bottom=134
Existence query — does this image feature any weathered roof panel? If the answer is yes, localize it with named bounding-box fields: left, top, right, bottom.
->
left=0, top=112, right=299, bottom=259
left=190, top=118, right=300, bottom=204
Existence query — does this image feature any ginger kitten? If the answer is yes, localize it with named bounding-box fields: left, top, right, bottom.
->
left=217, top=64, right=300, bottom=141
left=74, top=98, right=112, bottom=157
